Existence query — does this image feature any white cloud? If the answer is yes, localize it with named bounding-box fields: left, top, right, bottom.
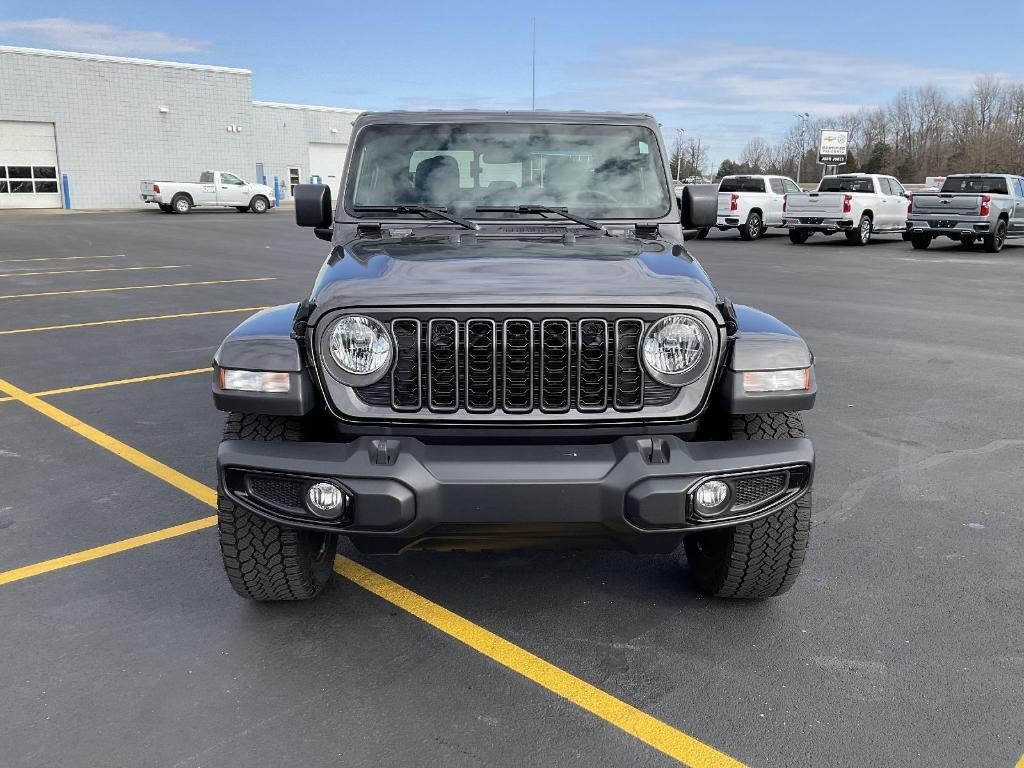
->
left=0, top=17, right=209, bottom=56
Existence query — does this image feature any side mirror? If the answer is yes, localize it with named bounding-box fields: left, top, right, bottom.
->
left=295, top=184, right=333, bottom=240
left=680, top=184, right=717, bottom=230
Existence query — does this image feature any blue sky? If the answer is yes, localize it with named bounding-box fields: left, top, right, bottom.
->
left=2, top=1, right=1020, bottom=167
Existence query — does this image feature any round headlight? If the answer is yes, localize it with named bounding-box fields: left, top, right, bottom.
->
left=328, top=315, right=392, bottom=376
left=642, top=315, right=708, bottom=382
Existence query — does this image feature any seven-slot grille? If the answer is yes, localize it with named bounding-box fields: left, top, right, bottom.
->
left=354, top=316, right=681, bottom=415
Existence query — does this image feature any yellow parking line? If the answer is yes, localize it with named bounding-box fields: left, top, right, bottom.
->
left=0, top=368, right=209, bottom=404
left=0, top=374, right=745, bottom=768
left=0, top=254, right=126, bottom=264
left=0, top=277, right=276, bottom=301
left=0, top=516, right=217, bottom=587
left=0, top=305, right=266, bottom=335
left=1016, top=753, right=1024, bottom=768
left=0, top=265, right=189, bottom=278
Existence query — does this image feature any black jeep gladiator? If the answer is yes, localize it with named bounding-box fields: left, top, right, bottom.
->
left=212, top=111, right=816, bottom=601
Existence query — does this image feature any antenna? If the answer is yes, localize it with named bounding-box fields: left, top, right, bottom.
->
left=531, top=18, right=536, bottom=110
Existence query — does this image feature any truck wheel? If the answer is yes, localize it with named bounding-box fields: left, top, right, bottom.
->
left=249, top=196, right=270, bottom=214
left=684, top=413, right=811, bottom=599
left=171, top=194, right=192, bottom=214
left=983, top=219, right=1007, bottom=253
left=739, top=211, right=763, bottom=241
left=846, top=215, right=871, bottom=245
left=696, top=227, right=710, bottom=240
left=788, top=228, right=810, bottom=244
left=235, top=206, right=249, bottom=213
left=159, top=203, right=173, bottom=213
left=218, top=413, right=337, bottom=601
left=910, top=234, right=932, bottom=250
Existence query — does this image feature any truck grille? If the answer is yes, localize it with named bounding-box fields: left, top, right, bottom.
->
left=354, top=316, right=680, bottom=415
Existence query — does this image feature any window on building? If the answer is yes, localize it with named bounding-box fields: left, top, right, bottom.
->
left=0, top=165, right=58, bottom=194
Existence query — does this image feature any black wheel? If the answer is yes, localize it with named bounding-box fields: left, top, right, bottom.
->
left=846, top=215, right=872, bottom=245
left=983, top=219, right=1007, bottom=253
left=910, top=234, right=932, bottom=250
left=685, top=413, right=811, bottom=599
left=788, top=228, right=810, bottom=244
left=696, top=227, right=710, bottom=240
left=739, top=211, right=763, bottom=241
left=218, top=413, right=337, bottom=601
left=159, top=203, right=173, bottom=213
left=171, top=194, right=192, bottom=214
left=235, top=206, right=249, bottom=213
left=249, top=195, right=270, bottom=214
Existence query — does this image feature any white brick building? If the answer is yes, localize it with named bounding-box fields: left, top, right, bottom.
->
left=0, top=45, right=361, bottom=209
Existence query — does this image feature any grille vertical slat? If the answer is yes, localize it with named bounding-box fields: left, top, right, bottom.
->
left=428, top=319, right=459, bottom=411
left=577, top=319, right=609, bottom=411
left=391, top=319, right=421, bottom=410
left=540, top=319, right=571, bottom=412
left=613, top=319, right=644, bottom=410
left=465, top=319, right=497, bottom=412
left=502, top=319, right=534, bottom=412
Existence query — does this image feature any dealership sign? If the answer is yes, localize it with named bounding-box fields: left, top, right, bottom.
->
left=818, top=129, right=849, bottom=164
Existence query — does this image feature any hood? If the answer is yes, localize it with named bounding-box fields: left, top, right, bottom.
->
left=308, top=233, right=720, bottom=321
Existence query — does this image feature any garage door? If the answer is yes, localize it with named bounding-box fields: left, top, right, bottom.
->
left=0, top=121, right=62, bottom=210
left=308, top=142, right=348, bottom=198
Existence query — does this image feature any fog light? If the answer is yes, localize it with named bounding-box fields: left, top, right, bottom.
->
left=693, top=479, right=730, bottom=517
left=306, top=482, right=347, bottom=518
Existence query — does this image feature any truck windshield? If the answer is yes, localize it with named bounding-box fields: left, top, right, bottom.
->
left=819, top=177, right=875, bottom=193
left=346, top=122, right=671, bottom=220
left=719, top=177, right=765, bottom=193
left=940, top=176, right=1008, bottom=195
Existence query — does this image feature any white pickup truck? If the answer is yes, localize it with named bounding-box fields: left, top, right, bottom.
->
left=716, top=174, right=802, bottom=240
left=783, top=173, right=909, bottom=245
left=140, top=171, right=275, bottom=214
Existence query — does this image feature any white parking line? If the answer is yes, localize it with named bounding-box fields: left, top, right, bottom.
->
left=0, top=254, right=126, bottom=264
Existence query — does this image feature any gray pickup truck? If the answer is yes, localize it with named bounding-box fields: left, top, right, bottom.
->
left=907, top=173, right=1024, bottom=252
left=210, top=110, right=817, bottom=603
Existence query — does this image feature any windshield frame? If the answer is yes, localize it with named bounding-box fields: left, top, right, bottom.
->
left=338, top=118, right=676, bottom=225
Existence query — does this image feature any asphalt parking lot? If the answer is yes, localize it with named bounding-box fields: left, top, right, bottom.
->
left=1, top=210, right=1022, bottom=768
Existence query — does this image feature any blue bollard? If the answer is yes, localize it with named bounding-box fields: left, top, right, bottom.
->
left=273, top=176, right=280, bottom=206
left=61, top=173, right=71, bottom=209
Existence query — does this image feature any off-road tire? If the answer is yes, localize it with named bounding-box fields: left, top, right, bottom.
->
left=911, top=234, right=932, bottom=250
left=685, top=412, right=811, bottom=599
left=172, top=194, right=192, bottom=214
left=739, top=211, right=763, bottom=241
left=218, top=413, right=337, bottom=601
left=788, top=228, right=810, bottom=244
left=983, top=218, right=1007, bottom=253
left=250, top=195, right=270, bottom=214
left=846, top=215, right=871, bottom=245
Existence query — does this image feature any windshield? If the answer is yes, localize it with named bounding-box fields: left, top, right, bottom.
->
left=941, top=176, right=1008, bottom=195
left=719, top=177, right=765, bottom=193
left=346, top=122, right=671, bottom=220
left=819, top=177, right=875, bottom=193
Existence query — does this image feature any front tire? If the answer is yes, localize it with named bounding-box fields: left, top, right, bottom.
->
left=788, top=228, right=810, bottom=244
left=249, top=195, right=270, bottom=214
left=739, top=211, right=763, bottom=241
left=218, top=413, right=337, bottom=601
left=983, top=219, right=1007, bottom=253
left=684, top=413, right=812, bottom=599
left=846, top=215, right=872, bottom=245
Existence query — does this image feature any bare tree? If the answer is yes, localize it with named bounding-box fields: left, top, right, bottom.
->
left=739, top=137, right=771, bottom=172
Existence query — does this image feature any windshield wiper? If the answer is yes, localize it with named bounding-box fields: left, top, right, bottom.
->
left=354, top=205, right=478, bottom=230
left=475, top=205, right=605, bottom=232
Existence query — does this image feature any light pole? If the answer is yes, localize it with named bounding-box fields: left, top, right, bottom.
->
left=675, top=127, right=685, bottom=181
left=794, top=112, right=809, bottom=185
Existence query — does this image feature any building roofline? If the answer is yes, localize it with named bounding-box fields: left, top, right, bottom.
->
left=253, top=100, right=364, bottom=114
left=0, top=45, right=250, bottom=75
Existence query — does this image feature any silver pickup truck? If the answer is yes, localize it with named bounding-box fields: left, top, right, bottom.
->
left=907, top=174, right=1024, bottom=252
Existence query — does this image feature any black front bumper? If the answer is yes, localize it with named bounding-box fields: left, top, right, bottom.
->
left=218, top=435, right=813, bottom=554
